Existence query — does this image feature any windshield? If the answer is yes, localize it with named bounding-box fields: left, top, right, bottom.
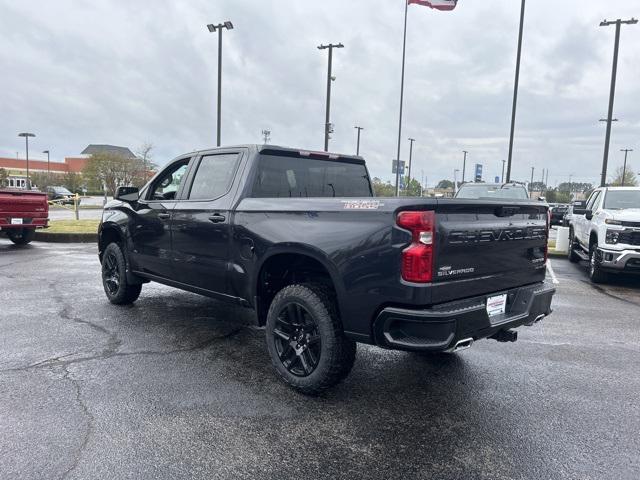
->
left=53, top=187, right=72, bottom=194
left=251, top=154, right=372, bottom=198
left=604, top=190, right=640, bottom=209
left=455, top=184, right=529, bottom=200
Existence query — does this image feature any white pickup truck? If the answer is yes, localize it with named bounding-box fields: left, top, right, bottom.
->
left=568, top=186, right=640, bottom=282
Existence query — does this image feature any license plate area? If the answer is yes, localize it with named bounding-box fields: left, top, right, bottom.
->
left=486, top=294, right=507, bottom=318
left=11, top=218, right=23, bottom=225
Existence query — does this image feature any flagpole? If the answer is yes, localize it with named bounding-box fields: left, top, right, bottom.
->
left=395, top=0, right=409, bottom=197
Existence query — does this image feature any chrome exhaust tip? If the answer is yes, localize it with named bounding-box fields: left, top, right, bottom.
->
left=447, top=337, right=474, bottom=353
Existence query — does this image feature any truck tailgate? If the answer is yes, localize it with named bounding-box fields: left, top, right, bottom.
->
left=0, top=190, right=49, bottom=226
left=431, top=200, right=548, bottom=304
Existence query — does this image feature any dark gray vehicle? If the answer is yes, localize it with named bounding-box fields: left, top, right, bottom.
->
left=98, top=145, right=555, bottom=394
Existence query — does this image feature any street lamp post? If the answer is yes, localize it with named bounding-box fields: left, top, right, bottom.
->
left=43, top=150, right=50, bottom=185
left=354, top=126, right=364, bottom=155
left=529, top=166, right=534, bottom=195
left=207, top=21, right=234, bottom=147
left=501, top=160, right=506, bottom=183
left=462, top=150, right=468, bottom=184
left=454, top=169, right=460, bottom=196
left=18, top=132, right=35, bottom=190
left=407, top=138, right=415, bottom=190
left=599, top=18, right=637, bottom=187
left=621, top=149, right=633, bottom=186
left=318, top=43, right=344, bottom=151
left=506, top=0, right=527, bottom=183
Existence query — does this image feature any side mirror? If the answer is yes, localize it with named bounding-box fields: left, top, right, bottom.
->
left=115, top=186, right=139, bottom=202
left=585, top=210, right=593, bottom=221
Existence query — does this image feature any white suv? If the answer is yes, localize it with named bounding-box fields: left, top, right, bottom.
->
left=568, top=187, right=640, bottom=282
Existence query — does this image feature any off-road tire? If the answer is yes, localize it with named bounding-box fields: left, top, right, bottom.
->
left=101, top=242, right=142, bottom=304
left=567, top=228, right=580, bottom=263
left=265, top=283, right=356, bottom=395
left=588, top=243, right=608, bottom=284
left=7, top=228, right=35, bottom=246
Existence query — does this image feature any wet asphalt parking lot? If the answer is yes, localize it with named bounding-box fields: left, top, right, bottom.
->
left=1, top=240, right=639, bottom=480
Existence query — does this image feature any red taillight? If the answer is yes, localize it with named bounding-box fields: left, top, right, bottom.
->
left=397, top=211, right=435, bottom=283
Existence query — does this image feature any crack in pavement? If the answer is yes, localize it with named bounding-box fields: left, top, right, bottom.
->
left=0, top=328, right=244, bottom=374
left=58, top=364, right=94, bottom=480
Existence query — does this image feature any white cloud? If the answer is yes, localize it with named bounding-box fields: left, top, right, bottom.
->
left=1, top=0, right=638, bottom=187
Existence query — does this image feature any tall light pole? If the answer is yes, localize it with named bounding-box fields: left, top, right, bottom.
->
left=18, top=132, right=35, bottom=190
left=454, top=169, right=460, bottom=196
left=462, top=150, right=468, bottom=184
left=354, top=126, right=364, bottom=155
left=407, top=138, right=415, bottom=191
left=501, top=160, right=506, bottom=183
left=529, top=166, right=534, bottom=195
left=261, top=129, right=271, bottom=144
left=43, top=150, right=50, bottom=185
left=318, top=43, right=344, bottom=151
left=621, top=148, right=633, bottom=186
left=207, top=21, right=234, bottom=147
left=506, top=0, right=526, bottom=183
left=599, top=18, right=637, bottom=187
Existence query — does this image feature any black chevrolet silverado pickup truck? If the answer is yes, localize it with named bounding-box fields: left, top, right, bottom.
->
left=98, top=145, right=555, bottom=394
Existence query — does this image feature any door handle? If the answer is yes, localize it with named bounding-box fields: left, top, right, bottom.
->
left=157, top=212, right=171, bottom=220
left=209, top=213, right=226, bottom=223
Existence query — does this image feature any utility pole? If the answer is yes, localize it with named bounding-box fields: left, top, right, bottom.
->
left=462, top=150, right=468, bottom=183
left=545, top=169, right=549, bottom=189
left=43, top=150, right=50, bottom=185
left=621, top=148, right=633, bottom=186
left=207, top=21, right=234, bottom=147
left=599, top=18, right=637, bottom=187
left=354, top=126, right=364, bottom=155
left=529, top=166, right=534, bottom=194
left=18, top=132, right=35, bottom=190
left=407, top=138, right=415, bottom=191
left=454, top=169, right=460, bottom=196
left=318, top=43, right=344, bottom=151
left=501, top=160, right=506, bottom=183
left=506, top=0, right=526, bottom=183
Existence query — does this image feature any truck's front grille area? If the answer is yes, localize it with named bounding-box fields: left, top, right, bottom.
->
left=617, top=231, right=640, bottom=246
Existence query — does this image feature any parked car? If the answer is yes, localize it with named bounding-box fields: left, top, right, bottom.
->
left=455, top=182, right=530, bottom=200
left=47, top=186, right=76, bottom=205
left=98, top=145, right=555, bottom=394
left=562, top=201, right=586, bottom=227
left=550, top=204, right=569, bottom=226
left=0, top=188, right=49, bottom=245
left=568, top=186, right=640, bottom=282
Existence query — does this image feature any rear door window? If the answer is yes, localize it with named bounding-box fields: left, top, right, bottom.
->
left=188, top=153, right=240, bottom=200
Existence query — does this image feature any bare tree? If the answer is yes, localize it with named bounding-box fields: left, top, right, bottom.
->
left=83, top=152, right=147, bottom=195
left=0, top=168, right=8, bottom=187
left=611, top=165, right=638, bottom=187
left=136, top=142, right=156, bottom=183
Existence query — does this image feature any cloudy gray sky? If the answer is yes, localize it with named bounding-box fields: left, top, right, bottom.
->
left=1, top=0, right=638, bottom=187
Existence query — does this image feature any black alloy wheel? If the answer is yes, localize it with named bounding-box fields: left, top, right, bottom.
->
left=101, top=242, right=142, bottom=304
left=102, top=250, right=120, bottom=296
left=272, top=302, right=322, bottom=377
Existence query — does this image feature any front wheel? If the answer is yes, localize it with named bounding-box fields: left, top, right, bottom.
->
left=265, top=283, right=356, bottom=395
left=589, top=244, right=608, bottom=284
left=101, top=242, right=142, bottom=304
left=7, top=228, right=35, bottom=245
left=567, top=228, right=580, bottom=263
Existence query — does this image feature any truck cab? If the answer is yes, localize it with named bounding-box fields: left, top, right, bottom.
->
left=569, top=186, right=640, bottom=282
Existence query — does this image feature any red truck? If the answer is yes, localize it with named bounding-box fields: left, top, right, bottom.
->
left=0, top=189, right=49, bottom=245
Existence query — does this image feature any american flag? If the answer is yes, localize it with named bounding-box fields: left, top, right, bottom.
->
left=408, top=0, right=458, bottom=11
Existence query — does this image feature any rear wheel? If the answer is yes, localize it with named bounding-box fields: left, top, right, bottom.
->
left=7, top=228, right=35, bottom=246
left=265, top=283, right=356, bottom=395
left=567, top=228, right=580, bottom=263
left=588, top=244, right=608, bottom=284
left=101, top=242, right=142, bottom=304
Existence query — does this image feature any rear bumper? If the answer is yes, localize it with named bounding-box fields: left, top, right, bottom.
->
left=373, top=282, right=555, bottom=352
left=598, top=247, right=640, bottom=272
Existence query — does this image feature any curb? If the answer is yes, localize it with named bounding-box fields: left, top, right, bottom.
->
left=548, top=250, right=567, bottom=258
left=35, top=232, right=98, bottom=243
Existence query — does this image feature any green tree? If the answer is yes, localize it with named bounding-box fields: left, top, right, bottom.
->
left=403, top=176, right=422, bottom=196
left=371, top=177, right=396, bottom=197
left=436, top=179, right=454, bottom=189
left=610, top=165, right=638, bottom=187
left=0, top=168, right=8, bottom=187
